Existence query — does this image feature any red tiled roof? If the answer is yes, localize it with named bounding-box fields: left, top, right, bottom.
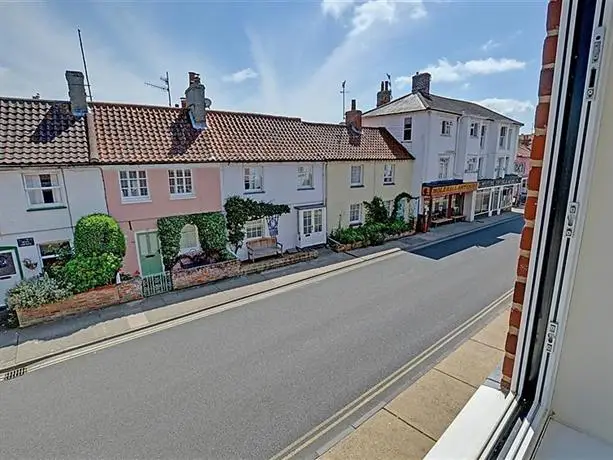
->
left=0, top=98, right=89, bottom=165
left=91, top=102, right=413, bottom=164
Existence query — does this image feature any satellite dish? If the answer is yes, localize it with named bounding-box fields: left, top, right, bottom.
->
left=205, top=98, right=212, bottom=108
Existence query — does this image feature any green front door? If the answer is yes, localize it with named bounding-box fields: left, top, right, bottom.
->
left=137, top=231, right=164, bottom=276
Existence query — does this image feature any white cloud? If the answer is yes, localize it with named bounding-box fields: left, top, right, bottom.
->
left=222, top=68, right=258, bottom=83
left=321, top=0, right=356, bottom=18
left=476, top=98, right=534, bottom=117
left=462, top=82, right=470, bottom=89
left=481, top=39, right=500, bottom=52
left=395, top=57, right=526, bottom=84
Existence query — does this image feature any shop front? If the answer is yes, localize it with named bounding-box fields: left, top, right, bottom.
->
left=420, top=180, right=478, bottom=231
left=475, top=175, right=522, bottom=218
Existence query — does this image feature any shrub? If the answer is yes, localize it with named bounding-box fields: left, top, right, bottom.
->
left=73, top=214, right=126, bottom=259
left=330, top=227, right=363, bottom=244
left=6, top=274, right=72, bottom=310
left=61, top=253, right=123, bottom=293
left=363, top=197, right=389, bottom=225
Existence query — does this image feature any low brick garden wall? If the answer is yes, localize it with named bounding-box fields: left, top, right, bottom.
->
left=16, top=279, right=143, bottom=328
left=329, top=230, right=415, bottom=253
left=240, top=250, right=318, bottom=276
left=171, top=259, right=241, bottom=290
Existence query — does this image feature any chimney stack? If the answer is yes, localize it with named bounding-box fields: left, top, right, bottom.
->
left=411, top=72, right=431, bottom=97
left=184, top=72, right=207, bottom=130
left=65, top=70, right=88, bottom=117
left=345, top=99, right=363, bottom=145
left=376, top=80, right=392, bottom=107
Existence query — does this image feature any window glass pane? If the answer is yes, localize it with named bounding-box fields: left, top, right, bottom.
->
left=129, top=171, right=137, bottom=179
left=42, top=189, right=55, bottom=203
left=314, top=209, right=323, bottom=232
left=28, top=190, right=43, bottom=205
left=179, top=224, right=199, bottom=251
left=185, top=177, right=193, bottom=193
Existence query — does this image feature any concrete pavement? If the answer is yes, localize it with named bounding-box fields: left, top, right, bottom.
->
left=0, top=216, right=522, bottom=460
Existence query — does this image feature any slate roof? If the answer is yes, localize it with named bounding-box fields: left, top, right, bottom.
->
left=91, top=102, right=413, bottom=164
left=363, top=92, right=523, bottom=125
left=0, top=97, right=90, bottom=165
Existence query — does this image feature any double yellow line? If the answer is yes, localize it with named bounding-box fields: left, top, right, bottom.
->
left=271, top=288, right=513, bottom=460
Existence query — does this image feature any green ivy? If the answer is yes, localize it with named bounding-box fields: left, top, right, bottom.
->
left=157, top=212, right=228, bottom=269
left=224, top=196, right=291, bottom=252
left=390, top=192, right=416, bottom=222
left=73, top=213, right=126, bottom=258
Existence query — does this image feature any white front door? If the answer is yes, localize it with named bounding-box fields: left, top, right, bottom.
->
left=0, top=248, right=22, bottom=307
left=298, top=208, right=326, bottom=248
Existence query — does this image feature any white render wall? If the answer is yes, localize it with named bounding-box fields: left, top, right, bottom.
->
left=220, top=162, right=325, bottom=260
left=0, top=167, right=108, bottom=280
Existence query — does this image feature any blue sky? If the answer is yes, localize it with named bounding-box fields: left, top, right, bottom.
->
left=0, top=1, right=545, bottom=132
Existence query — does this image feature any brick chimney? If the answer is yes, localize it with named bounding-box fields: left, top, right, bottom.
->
left=345, top=99, right=362, bottom=145
left=65, top=70, right=88, bottom=117
left=376, top=81, right=392, bottom=107
left=185, top=72, right=207, bottom=130
left=412, top=72, right=431, bottom=97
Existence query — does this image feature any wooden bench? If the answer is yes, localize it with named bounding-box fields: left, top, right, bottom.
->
left=246, top=237, right=283, bottom=262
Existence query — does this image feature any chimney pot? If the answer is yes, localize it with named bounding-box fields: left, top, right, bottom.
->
left=65, top=70, right=88, bottom=117
left=351, top=99, right=356, bottom=110
left=185, top=72, right=207, bottom=129
left=376, top=80, right=392, bottom=107
left=345, top=99, right=362, bottom=145
left=380, top=81, right=385, bottom=91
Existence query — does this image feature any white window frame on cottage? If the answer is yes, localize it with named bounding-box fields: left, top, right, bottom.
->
left=403, top=117, right=412, bottom=141
left=23, top=172, right=64, bottom=208
left=349, top=203, right=362, bottom=225
left=297, top=165, right=314, bottom=190
left=313, top=208, right=323, bottom=233
left=438, top=156, right=451, bottom=179
left=350, top=165, right=363, bottom=187
left=244, top=166, right=263, bottom=193
left=168, top=169, right=194, bottom=199
left=478, top=157, right=484, bottom=179
left=466, top=156, right=478, bottom=173
left=469, top=122, right=479, bottom=137
left=499, top=126, right=508, bottom=149
left=119, top=170, right=150, bottom=203
left=384, top=200, right=393, bottom=217
left=178, top=224, right=200, bottom=254
left=383, top=164, right=395, bottom=185
left=480, top=124, right=487, bottom=149
left=39, top=240, right=71, bottom=271
left=496, top=156, right=506, bottom=178
left=506, top=127, right=514, bottom=150
left=441, top=120, right=452, bottom=136
left=244, top=219, right=265, bottom=240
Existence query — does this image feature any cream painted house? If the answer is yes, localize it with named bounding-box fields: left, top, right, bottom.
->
left=326, top=160, right=413, bottom=229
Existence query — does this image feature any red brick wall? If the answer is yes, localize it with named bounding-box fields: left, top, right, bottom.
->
left=240, top=250, right=318, bottom=276
left=117, top=279, right=144, bottom=303
left=171, top=259, right=241, bottom=290
left=501, top=0, right=561, bottom=391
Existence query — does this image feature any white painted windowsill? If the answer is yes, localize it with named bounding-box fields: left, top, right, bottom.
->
left=121, top=198, right=152, bottom=205
left=170, top=194, right=196, bottom=201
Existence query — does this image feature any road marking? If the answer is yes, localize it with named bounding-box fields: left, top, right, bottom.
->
left=5, top=250, right=404, bottom=378
left=270, top=289, right=513, bottom=460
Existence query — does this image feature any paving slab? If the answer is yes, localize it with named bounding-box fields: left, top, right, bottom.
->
left=322, top=410, right=434, bottom=460
left=385, top=369, right=475, bottom=441
left=471, top=309, right=510, bottom=351
left=435, top=339, right=504, bottom=388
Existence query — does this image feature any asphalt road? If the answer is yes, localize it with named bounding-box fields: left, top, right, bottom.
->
left=0, top=217, right=523, bottom=460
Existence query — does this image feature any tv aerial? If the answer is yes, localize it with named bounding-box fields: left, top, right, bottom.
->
left=145, top=71, right=171, bottom=106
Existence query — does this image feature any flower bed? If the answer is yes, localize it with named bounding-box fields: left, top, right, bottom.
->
left=14, top=279, right=143, bottom=328
left=171, top=259, right=241, bottom=290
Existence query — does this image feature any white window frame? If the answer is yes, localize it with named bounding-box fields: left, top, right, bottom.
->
left=438, top=156, right=451, bottom=179
left=499, top=126, right=508, bottom=149
left=383, top=164, right=395, bottom=185
left=496, top=157, right=506, bottom=178
left=478, top=157, right=484, bottom=179
left=313, top=208, right=323, bottom=233
left=403, top=117, right=412, bottom=141
left=441, top=120, right=452, bottom=136
left=349, top=203, right=362, bottom=225
left=23, top=172, right=64, bottom=208
left=244, top=219, right=265, bottom=240
left=469, top=122, right=479, bottom=138
left=119, top=170, right=150, bottom=203
left=297, top=165, right=314, bottom=190
left=302, top=210, right=313, bottom=235
left=39, top=240, right=71, bottom=270
left=384, top=200, right=393, bottom=217
left=178, top=223, right=200, bottom=254
left=506, top=127, right=514, bottom=150
left=466, top=156, right=478, bottom=173
left=168, top=169, right=194, bottom=199
left=350, top=165, right=363, bottom=187
left=244, top=166, right=263, bottom=193
left=480, top=124, right=487, bottom=149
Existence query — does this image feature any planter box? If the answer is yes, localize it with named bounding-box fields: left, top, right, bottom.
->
left=171, top=259, right=241, bottom=291
left=329, top=230, right=416, bottom=253
left=15, top=279, right=143, bottom=328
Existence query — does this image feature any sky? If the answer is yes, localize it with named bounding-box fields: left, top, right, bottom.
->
left=0, top=1, right=546, bottom=132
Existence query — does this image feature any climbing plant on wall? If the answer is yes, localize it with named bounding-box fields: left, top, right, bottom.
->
left=224, top=196, right=290, bottom=253
left=157, top=212, right=228, bottom=269
left=390, top=192, right=416, bottom=222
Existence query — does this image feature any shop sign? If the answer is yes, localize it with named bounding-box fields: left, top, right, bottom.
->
left=422, top=182, right=478, bottom=197
left=17, top=237, right=35, bottom=247
left=478, top=175, right=522, bottom=188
